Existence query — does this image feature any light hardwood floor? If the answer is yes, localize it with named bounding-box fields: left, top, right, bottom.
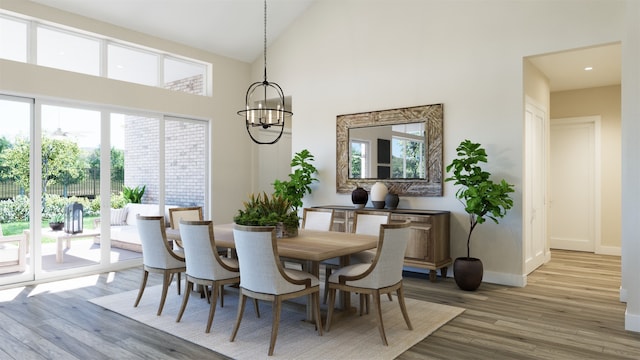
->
left=0, top=250, right=638, bottom=359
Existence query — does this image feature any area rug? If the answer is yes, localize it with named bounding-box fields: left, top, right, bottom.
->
left=90, top=284, right=464, bottom=360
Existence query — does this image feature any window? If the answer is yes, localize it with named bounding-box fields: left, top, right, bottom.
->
left=350, top=140, right=369, bottom=179
left=37, top=26, right=100, bottom=76
left=108, top=44, right=158, bottom=86
left=0, top=16, right=27, bottom=62
left=391, top=123, right=425, bottom=179
left=1, top=12, right=209, bottom=96
left=164, top=57, right=206, bottom=95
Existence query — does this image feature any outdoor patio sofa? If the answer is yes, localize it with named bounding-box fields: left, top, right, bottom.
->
left=95, top=203, right=176, bottom=252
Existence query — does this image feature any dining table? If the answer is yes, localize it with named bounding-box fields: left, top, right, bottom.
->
left=166, top=222, right=378, bottom=321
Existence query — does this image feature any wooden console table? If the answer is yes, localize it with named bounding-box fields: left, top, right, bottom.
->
left=313, top=205, right=451, bottom=282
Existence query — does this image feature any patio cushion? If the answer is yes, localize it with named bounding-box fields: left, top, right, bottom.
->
left=111, top=207, right=129, bottom=226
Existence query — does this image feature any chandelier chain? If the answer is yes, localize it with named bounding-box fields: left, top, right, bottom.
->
left=263, top=0, right=267, bottom=82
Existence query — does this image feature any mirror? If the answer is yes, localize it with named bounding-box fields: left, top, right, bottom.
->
left=349, top=122, right=426, bottom=179
left=336, top=104, right=443, bottom=196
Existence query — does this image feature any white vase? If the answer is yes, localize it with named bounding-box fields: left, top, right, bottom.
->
left=370, top=182, right=388, bottom=209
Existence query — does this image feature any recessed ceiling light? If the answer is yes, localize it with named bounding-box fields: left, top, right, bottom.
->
left=584, top=66, right=593, bottom=71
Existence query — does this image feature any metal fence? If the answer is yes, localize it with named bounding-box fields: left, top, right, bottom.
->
left=0, top=169, right=124, bottom=200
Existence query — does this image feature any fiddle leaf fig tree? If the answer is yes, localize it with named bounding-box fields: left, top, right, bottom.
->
left=445, top=140, right=515, bottom=259
left=273, top=149, right=318, bottom=212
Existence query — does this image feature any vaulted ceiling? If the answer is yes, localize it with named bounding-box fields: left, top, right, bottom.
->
left=29, top=0, right=621, bottom=92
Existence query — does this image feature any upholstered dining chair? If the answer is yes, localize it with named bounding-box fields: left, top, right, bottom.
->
left=134, top=215, right=186, bottom=316
left=325, top=221, right=413, bottom=346
left=168, top=206, right=203, bottom=250
left=175, top=220, right=240, bottom=333
left=323, top=210, right=391, bottom=303
left=301, top=207, right=335, bottom=231
left=230, top=224, right=323, bottom=356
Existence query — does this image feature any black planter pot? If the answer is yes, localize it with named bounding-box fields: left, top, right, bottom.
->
left=49, top=222, right=64, bottom=231
left=453, top=257, right=483, bottom=291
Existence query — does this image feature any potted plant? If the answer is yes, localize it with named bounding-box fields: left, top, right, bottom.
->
left=273, top=149, right=318, bottom=213
left=49, top=213, right=65, bottom=231
left=122, top=185, right=146, bottom=203
left=445, top=139, right=515, bottom=291
left=233, top=192, right=300, bottom=238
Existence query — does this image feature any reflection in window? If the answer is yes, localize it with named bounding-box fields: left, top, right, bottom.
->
left=391, top=123, right=425, bottom=179
left=164, top=57, right=206, bottom=95
left=350, top=140, right=369, bottom=179
left=37, top=26, right=100, bottom=76
left=0, top=16, right=27, bottom=62
left=108, top=44, right=158, bottom=86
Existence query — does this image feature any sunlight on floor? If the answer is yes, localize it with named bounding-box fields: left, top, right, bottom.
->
left=28, top=274, right=101, bottom=296
left=0, top=287, right=24, bottom=302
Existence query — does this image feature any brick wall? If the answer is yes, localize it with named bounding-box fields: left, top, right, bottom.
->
left=124, top=116, right=205, bottom=208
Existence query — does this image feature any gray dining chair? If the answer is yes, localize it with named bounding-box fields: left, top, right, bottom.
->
left=134, top=215, right=186, bottom=316
left=230, top=224, right=323, bottom=356
left=325, top=221, right=413, bottom=346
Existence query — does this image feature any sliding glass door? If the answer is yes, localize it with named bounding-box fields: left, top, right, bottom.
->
left=0, top=95, right=33, bottom=285
left=0, top=95, right=209, bottom=286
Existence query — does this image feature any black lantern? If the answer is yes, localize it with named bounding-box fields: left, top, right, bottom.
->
left=64, top=202, right=83, bottom=234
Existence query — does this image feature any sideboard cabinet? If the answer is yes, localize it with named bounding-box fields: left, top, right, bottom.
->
left=312, top=205, right=451, bottom=281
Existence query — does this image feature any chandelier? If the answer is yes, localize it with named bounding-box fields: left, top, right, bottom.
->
left=237, top=0, right=292, bottom=145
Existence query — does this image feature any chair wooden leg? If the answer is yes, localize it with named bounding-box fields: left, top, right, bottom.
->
left=372, top=290, right=388, bottom=346
left=325, top=287, right=337, bottom=331
left=387, top=293, right=393, bottom=301
left=219, top=284, right=225, bottom=308
left=313, top=292, right=323, bottom=336
left=323, top=266, right=333, bottom=304
left=269, top=297, right=282, bottom=356
left=206, top=282, right=219, bottom=333
left=157, top=271, right=171, bottom=316
left=397, top=285, right=413, bottom=330
left=134, top=269, right=149, bottom=307
left=176, top=272, right=182, bottom=295
left=253, top=298, right=260, bottom=318
left=176, top=280, right=192, bottom=322
left=230, top=292, right=247, bottom=342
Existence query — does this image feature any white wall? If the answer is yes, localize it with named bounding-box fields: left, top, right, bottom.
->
left=0, top=0, right=254, bottom=224
left=259, top=0, right=627, bottom=287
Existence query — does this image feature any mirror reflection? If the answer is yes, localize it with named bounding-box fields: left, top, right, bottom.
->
left=349, top=122, right=426, bottom=179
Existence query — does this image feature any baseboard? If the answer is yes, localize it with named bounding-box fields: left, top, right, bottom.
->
left=626, top=309, right=640, bottom=332
left=596, top=245, right=621, bottom=256
left=483, top=270, right=527, bottom=287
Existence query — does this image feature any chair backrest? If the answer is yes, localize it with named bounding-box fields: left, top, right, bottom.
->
left=169, top=207, right=203, bottom=230
left=233, top=224, right=306, bottom=295
left=351, top=221, right=411, bottom=288
left=352, top=210, right=391, bottom=236
left=136, top=215, right=183, bottom=268
left=179, top=220, right=237, bottom=280
left=301, top=208, right=334, bottom=231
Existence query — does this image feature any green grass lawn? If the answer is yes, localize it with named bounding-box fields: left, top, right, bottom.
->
left=1, top=216, right=99, bottom=242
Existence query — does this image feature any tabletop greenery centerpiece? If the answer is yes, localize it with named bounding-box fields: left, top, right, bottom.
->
left=234, top=192, right=299, bottom=238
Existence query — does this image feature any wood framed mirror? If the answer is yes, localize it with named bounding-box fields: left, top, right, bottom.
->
left=336, top=103, right=443, bottom=196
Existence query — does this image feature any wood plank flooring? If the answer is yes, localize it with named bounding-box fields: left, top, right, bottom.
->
left=1, top=250, right=639, bottom=359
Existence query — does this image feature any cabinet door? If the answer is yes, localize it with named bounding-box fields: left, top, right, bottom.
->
left=405, top=223, right=432, bottom=261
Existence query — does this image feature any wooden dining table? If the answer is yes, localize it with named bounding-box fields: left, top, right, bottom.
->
left=166, top=222, right=378, bottom=320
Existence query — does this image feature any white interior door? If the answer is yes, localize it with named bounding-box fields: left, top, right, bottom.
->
left=550, top=116, right=600, bottom=252
left=524, top=99, right=549, bottom=274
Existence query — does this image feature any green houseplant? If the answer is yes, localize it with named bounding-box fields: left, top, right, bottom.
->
left=234, top=192, right=300, bottom=238
left=122, top=185, right=146, bottom=203
left=48, top=213, right=65, bottom=231
left=273, top=149, right=318, bottom=213
left=445, top=139, right=515, bottom=291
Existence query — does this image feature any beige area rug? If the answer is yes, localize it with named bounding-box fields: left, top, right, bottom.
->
left=90, top=284, right=464, bottom=360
